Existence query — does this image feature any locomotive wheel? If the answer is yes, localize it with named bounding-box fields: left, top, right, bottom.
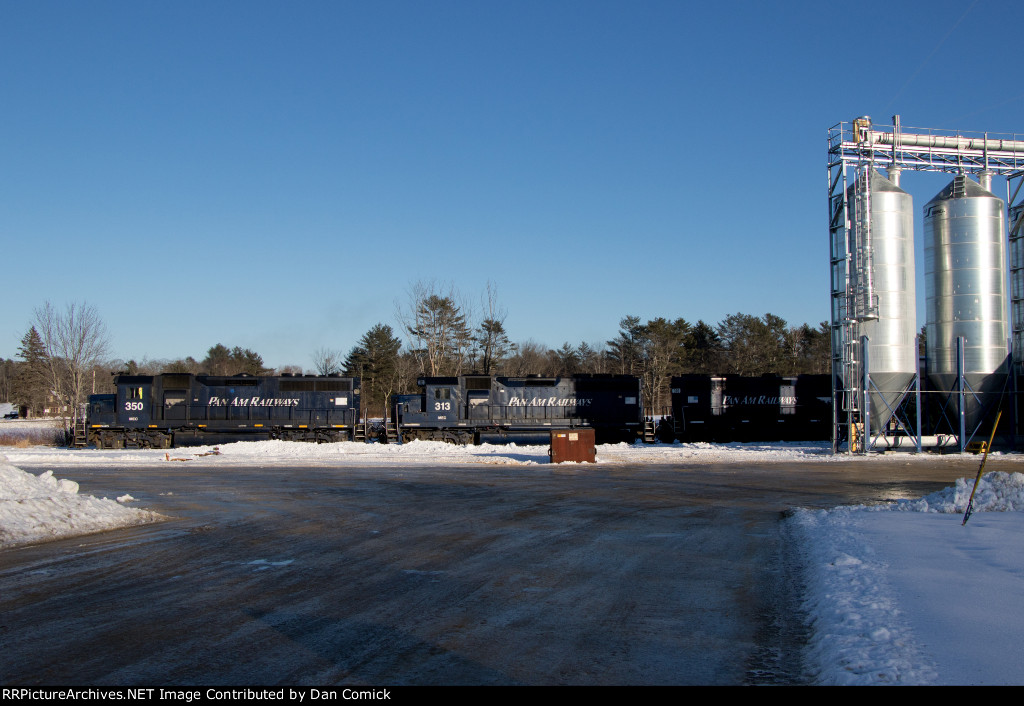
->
left=439, top=431, right=471, bottom=445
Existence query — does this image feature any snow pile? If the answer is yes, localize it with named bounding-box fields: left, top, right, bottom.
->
left=792, top=471, right=1024, bottom=685
left=0, top=455, right=165, bottom=549
left=894, top=471, right=1024, bottom=514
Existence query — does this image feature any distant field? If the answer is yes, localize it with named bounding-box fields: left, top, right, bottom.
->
left=0, top=419, right=64, bottom=447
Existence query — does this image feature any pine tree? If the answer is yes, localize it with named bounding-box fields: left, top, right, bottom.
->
left=14, top=326, right=50, bottom=417
left=606, top=316, right=644, bottom=375
left=344, top=324, right=402, bottom=417
left=476, top=319, right=512, bottom=374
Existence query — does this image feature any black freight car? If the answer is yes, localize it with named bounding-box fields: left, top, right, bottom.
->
left=392, top=373, right=644, bottom=445
left=662, top=374, right=831, bottom=442
left=86, top=373, right=360, bottom=448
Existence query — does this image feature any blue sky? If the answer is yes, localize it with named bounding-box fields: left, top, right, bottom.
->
left=3, top=0, right=1023, bottom=370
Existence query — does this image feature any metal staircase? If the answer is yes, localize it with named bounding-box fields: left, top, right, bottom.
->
left=72, top=419, right=88, bottom=448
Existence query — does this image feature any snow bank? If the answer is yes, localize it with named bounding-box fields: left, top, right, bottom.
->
left=4, top=438, right=842, bottom=468
left=895, top=471, right=1024, bottom=514
left=792, top=471, right=1024, bottom=685
left=0, top=454, right=165, bottom=549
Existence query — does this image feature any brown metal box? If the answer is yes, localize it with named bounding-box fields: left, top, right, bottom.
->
left=549, top=428, right=596, bottom=463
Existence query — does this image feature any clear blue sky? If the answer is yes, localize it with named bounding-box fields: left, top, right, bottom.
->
left=3, top=0, right=1022, bottom=370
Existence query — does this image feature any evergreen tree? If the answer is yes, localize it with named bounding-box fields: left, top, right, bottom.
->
left=0, top=358, right=14, bottom=405
left=574, top=342, right=602, bottom=373
left=202, top=344, right=233, bottom=375
left=230, top=347, right=269, bottom=375
left=638, top=317, right=690, bottom=415
left=606, top=316, right=644, bottom=375
left=476, top=319, right=512, bottom=374
left=685, top=320, right=723, bottom=374
left=716, top=313, right=789, bottom=376
left=344, top=324, right=402, bottom=417
left=15, top=326, right=51, bottom=417
left=200, top=344, right=269, bottom=375
left=403, top=285, right=472, bottom=376
left=551, top=342, right=580, bottom=375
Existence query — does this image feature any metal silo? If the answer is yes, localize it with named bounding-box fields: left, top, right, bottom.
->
left=847, top=169, right=917, bottom=430
left=924, top=175, right=1009, bottom=433
left=1011, top=200, right=1024, bottom=362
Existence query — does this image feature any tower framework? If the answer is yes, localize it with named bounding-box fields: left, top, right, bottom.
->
left=828, top=115, right=1024, bottom=453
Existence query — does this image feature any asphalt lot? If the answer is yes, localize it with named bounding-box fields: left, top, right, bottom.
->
left=0, top=457, right=991, bottom=685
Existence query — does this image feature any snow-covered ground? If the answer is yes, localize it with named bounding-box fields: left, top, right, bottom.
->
left=2, top=438, right=1022, bottom=685
left=792, top=471, right=1024, bottom=685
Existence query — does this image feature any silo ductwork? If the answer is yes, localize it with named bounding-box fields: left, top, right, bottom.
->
left=924, top=175, right=1009, bottom=431
left=848, top=169, right=917, bottom=430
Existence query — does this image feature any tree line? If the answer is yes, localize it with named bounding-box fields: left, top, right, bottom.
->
left=1, top=289, right=830, bottom=422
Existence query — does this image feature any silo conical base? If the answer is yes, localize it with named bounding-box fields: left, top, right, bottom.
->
left=867, top=371, right=915, bottom=432
left=928, top=368, right=1008, bottom=442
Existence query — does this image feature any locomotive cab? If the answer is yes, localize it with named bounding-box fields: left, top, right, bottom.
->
left=117, top=377, right=153, bottom=427
left=87, top=394, right=117, bottom=428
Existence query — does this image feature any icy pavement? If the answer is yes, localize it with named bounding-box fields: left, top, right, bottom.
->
left=2, top=440, right=1024, bottom=684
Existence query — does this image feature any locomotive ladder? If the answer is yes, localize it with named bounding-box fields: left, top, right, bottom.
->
left=642, top=418, right=657, bottom=443
left=72, top=418, right=88, bottom=448
left=352, top=419, right=372, bottom=443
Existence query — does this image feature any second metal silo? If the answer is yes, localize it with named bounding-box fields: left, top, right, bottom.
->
left=848, top=169, right=917, bottom=431
left=924, top=174, right=1009, bottom=437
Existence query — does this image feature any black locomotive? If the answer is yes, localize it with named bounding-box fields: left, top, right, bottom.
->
left=85, top=370, right=831, bottom=448
left=660, top=374, right=832, bottom=442
left=85, top=372, right=644, bottom=448
left=392, top=373, right=645, bottom=445
left=86, top=373, right=360, bottom=448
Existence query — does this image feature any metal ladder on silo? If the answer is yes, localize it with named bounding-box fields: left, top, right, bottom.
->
left=843, top=169, right=879, bottom=451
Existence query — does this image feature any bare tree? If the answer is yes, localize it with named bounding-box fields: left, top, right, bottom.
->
left=476, top=281, right=512, bottom=374
left=33, top=301, right=111, bottom=435
left=504, top=340, right=553, bottom=376
left=311, top=347, right=343, bottom=375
